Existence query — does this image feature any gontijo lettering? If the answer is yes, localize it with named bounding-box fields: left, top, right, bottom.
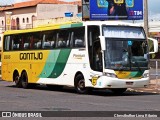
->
left=20, top=52, right=43, bottom=60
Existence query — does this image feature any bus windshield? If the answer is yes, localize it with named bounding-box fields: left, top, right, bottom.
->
left=102, top=26, right=148, bottom=71
left=104, top=39, right=149, bottom=71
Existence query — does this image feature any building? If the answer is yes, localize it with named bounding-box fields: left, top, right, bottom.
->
left=0, top=0, right=81, bottom=64
left=0, top=0, right=81, bottom=32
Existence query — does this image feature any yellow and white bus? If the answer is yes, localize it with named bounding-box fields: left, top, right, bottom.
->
left=2, top=21, right=158, bottom=94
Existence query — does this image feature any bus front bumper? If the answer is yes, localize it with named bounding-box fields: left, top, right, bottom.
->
left=93, top=76, right=149, bottom=89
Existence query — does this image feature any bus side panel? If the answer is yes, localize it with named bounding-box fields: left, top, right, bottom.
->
left=2, top=63, right=11, bottom=81
left=2, top=52, right=13, bottom=81
left=36, top=48, right=93, bottom=87
left=61, top=48, right=92, bottom=87
left=20, top=50, right=50, bottom=83
left=36, top=49, right=71, bottom=85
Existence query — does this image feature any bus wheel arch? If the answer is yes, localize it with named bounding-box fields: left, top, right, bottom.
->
left=74, top=72, right=89, bottom=94
left=13, top=70, right=22, bottom=88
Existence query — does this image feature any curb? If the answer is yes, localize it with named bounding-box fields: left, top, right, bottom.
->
left=128, top=82, right=160, bottom=94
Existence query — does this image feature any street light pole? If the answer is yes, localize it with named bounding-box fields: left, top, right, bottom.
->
left=144, top=0, right=149, bottom=37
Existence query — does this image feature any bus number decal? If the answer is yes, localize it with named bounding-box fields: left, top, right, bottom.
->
left=20, top=52, right=43, bottom=60
left=4, top=55, right=11, bottom=59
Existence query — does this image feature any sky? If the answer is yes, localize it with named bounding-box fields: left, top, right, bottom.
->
left=1, top=0, right=160, bottom=20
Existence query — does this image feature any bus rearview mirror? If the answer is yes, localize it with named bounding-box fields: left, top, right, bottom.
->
left=148, top=37, right=158, bottom=54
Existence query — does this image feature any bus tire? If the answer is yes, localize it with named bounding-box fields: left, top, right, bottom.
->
left=110, top=88, right=127, bottom=95
left=13, top=71, right=22, bottom=88
left=74, top=74, right=88, bottom=94
left=21, top=71, right=29, bottom=89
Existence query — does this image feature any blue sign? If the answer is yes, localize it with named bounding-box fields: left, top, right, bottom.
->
left=65, top=12, right=73, bottom=17
left=90, top=0, right=143, bottom=20
left=128, top=41, right=132, bottom=46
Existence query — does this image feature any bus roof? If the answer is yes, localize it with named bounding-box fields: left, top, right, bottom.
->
left=4, top=22, right=83, bottom=35
left=83, top=21, right=142, bottom=27
left=4, top=21, right=142, bottom=35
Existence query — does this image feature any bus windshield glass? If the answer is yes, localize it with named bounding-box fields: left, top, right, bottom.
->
left=102, top=26, right=148, bottom=71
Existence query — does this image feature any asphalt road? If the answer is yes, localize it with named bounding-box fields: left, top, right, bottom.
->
left=0, top=79, right=160, bottom=119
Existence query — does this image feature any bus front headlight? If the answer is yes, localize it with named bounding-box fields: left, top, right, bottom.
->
left=143, top=73, right=149, bottom=78
left=103, top=73, right=117, bottom=78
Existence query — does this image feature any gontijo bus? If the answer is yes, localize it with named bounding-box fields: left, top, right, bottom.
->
left=2, top=21, right=158, bottom=94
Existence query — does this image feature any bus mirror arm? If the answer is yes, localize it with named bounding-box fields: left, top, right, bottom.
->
left=99, top=36, right=106, bottom=51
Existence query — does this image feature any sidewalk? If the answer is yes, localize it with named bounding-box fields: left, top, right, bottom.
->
left=129, top=79, right=160, bottom=94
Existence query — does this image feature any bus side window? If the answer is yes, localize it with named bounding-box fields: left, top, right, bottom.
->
left=57, top=38, right=66, bottom=48
left=23, top=34, right=30, bottom=50
left=11, top=35, right=20, bottom=50
left=29, top=36, right=34, bottom=49
left=43, top=41, right=51, bottom=49
left=42, top=31, right=57, bottom=49
left=4, top=36, right=11, bottom=51
left=75, top=38, right=84, bottom=47
left=73, top=27, right=85, bottom=48
left=24, top=43, right=29, bottom=49
left=32, top=32, right=42, bottom=49
left=57, top=29, right=70, bottom=48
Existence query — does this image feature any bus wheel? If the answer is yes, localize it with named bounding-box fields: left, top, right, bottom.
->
left=75, top=74, right=88, bottom=94
left=21, top=71, right=29, bottom=89
left=13, top=72, right=22, bottom=88
left=110, top=88, right=127, bottom=95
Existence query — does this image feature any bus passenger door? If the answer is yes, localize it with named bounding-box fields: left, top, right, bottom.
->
left=87, top=26, right=102, bottom=72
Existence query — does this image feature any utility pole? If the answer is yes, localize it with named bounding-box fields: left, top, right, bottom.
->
left=144, top=0, right=149, bottom=37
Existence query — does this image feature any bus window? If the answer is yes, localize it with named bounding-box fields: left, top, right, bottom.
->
left=32, top=32, right=42, bottom=49
left=42, top=31, right=57, bottom=49
left=11, top=35, right=21, bottom=50
left=4, top=36, right=11, bottom=51
left=23, top=34, right=31, bottom=50
left=57, top=30, right=70, bottom=48
left=72, top=27, right=85, bottom=48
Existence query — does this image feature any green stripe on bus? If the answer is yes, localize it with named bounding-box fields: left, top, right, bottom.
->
left=130, top=71, right=144, bottom=78
left=48, top=49, right=71, bottom=78
left=39, top=50, right=60, bottom=78
left=60, top=24, right=71, bottom=29
left=39, top=49, right=71, bottom=78
left=71, top=23, right=83, bottom=27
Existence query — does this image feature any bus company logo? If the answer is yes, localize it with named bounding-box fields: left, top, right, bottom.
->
left=20, top=52, right=43, bottom=60
left=73, top=54, right=85, bottom=59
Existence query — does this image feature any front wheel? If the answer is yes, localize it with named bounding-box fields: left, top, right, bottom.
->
left=110, top=88, right=127, bottom=95
left=74, top=74, right=89, bottom=94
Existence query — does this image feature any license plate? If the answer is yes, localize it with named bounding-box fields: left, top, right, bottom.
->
left=126, top=82, right=133, bottom=85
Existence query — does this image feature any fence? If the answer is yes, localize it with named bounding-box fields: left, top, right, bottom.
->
left=150, top=59, right=160, bottom=90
